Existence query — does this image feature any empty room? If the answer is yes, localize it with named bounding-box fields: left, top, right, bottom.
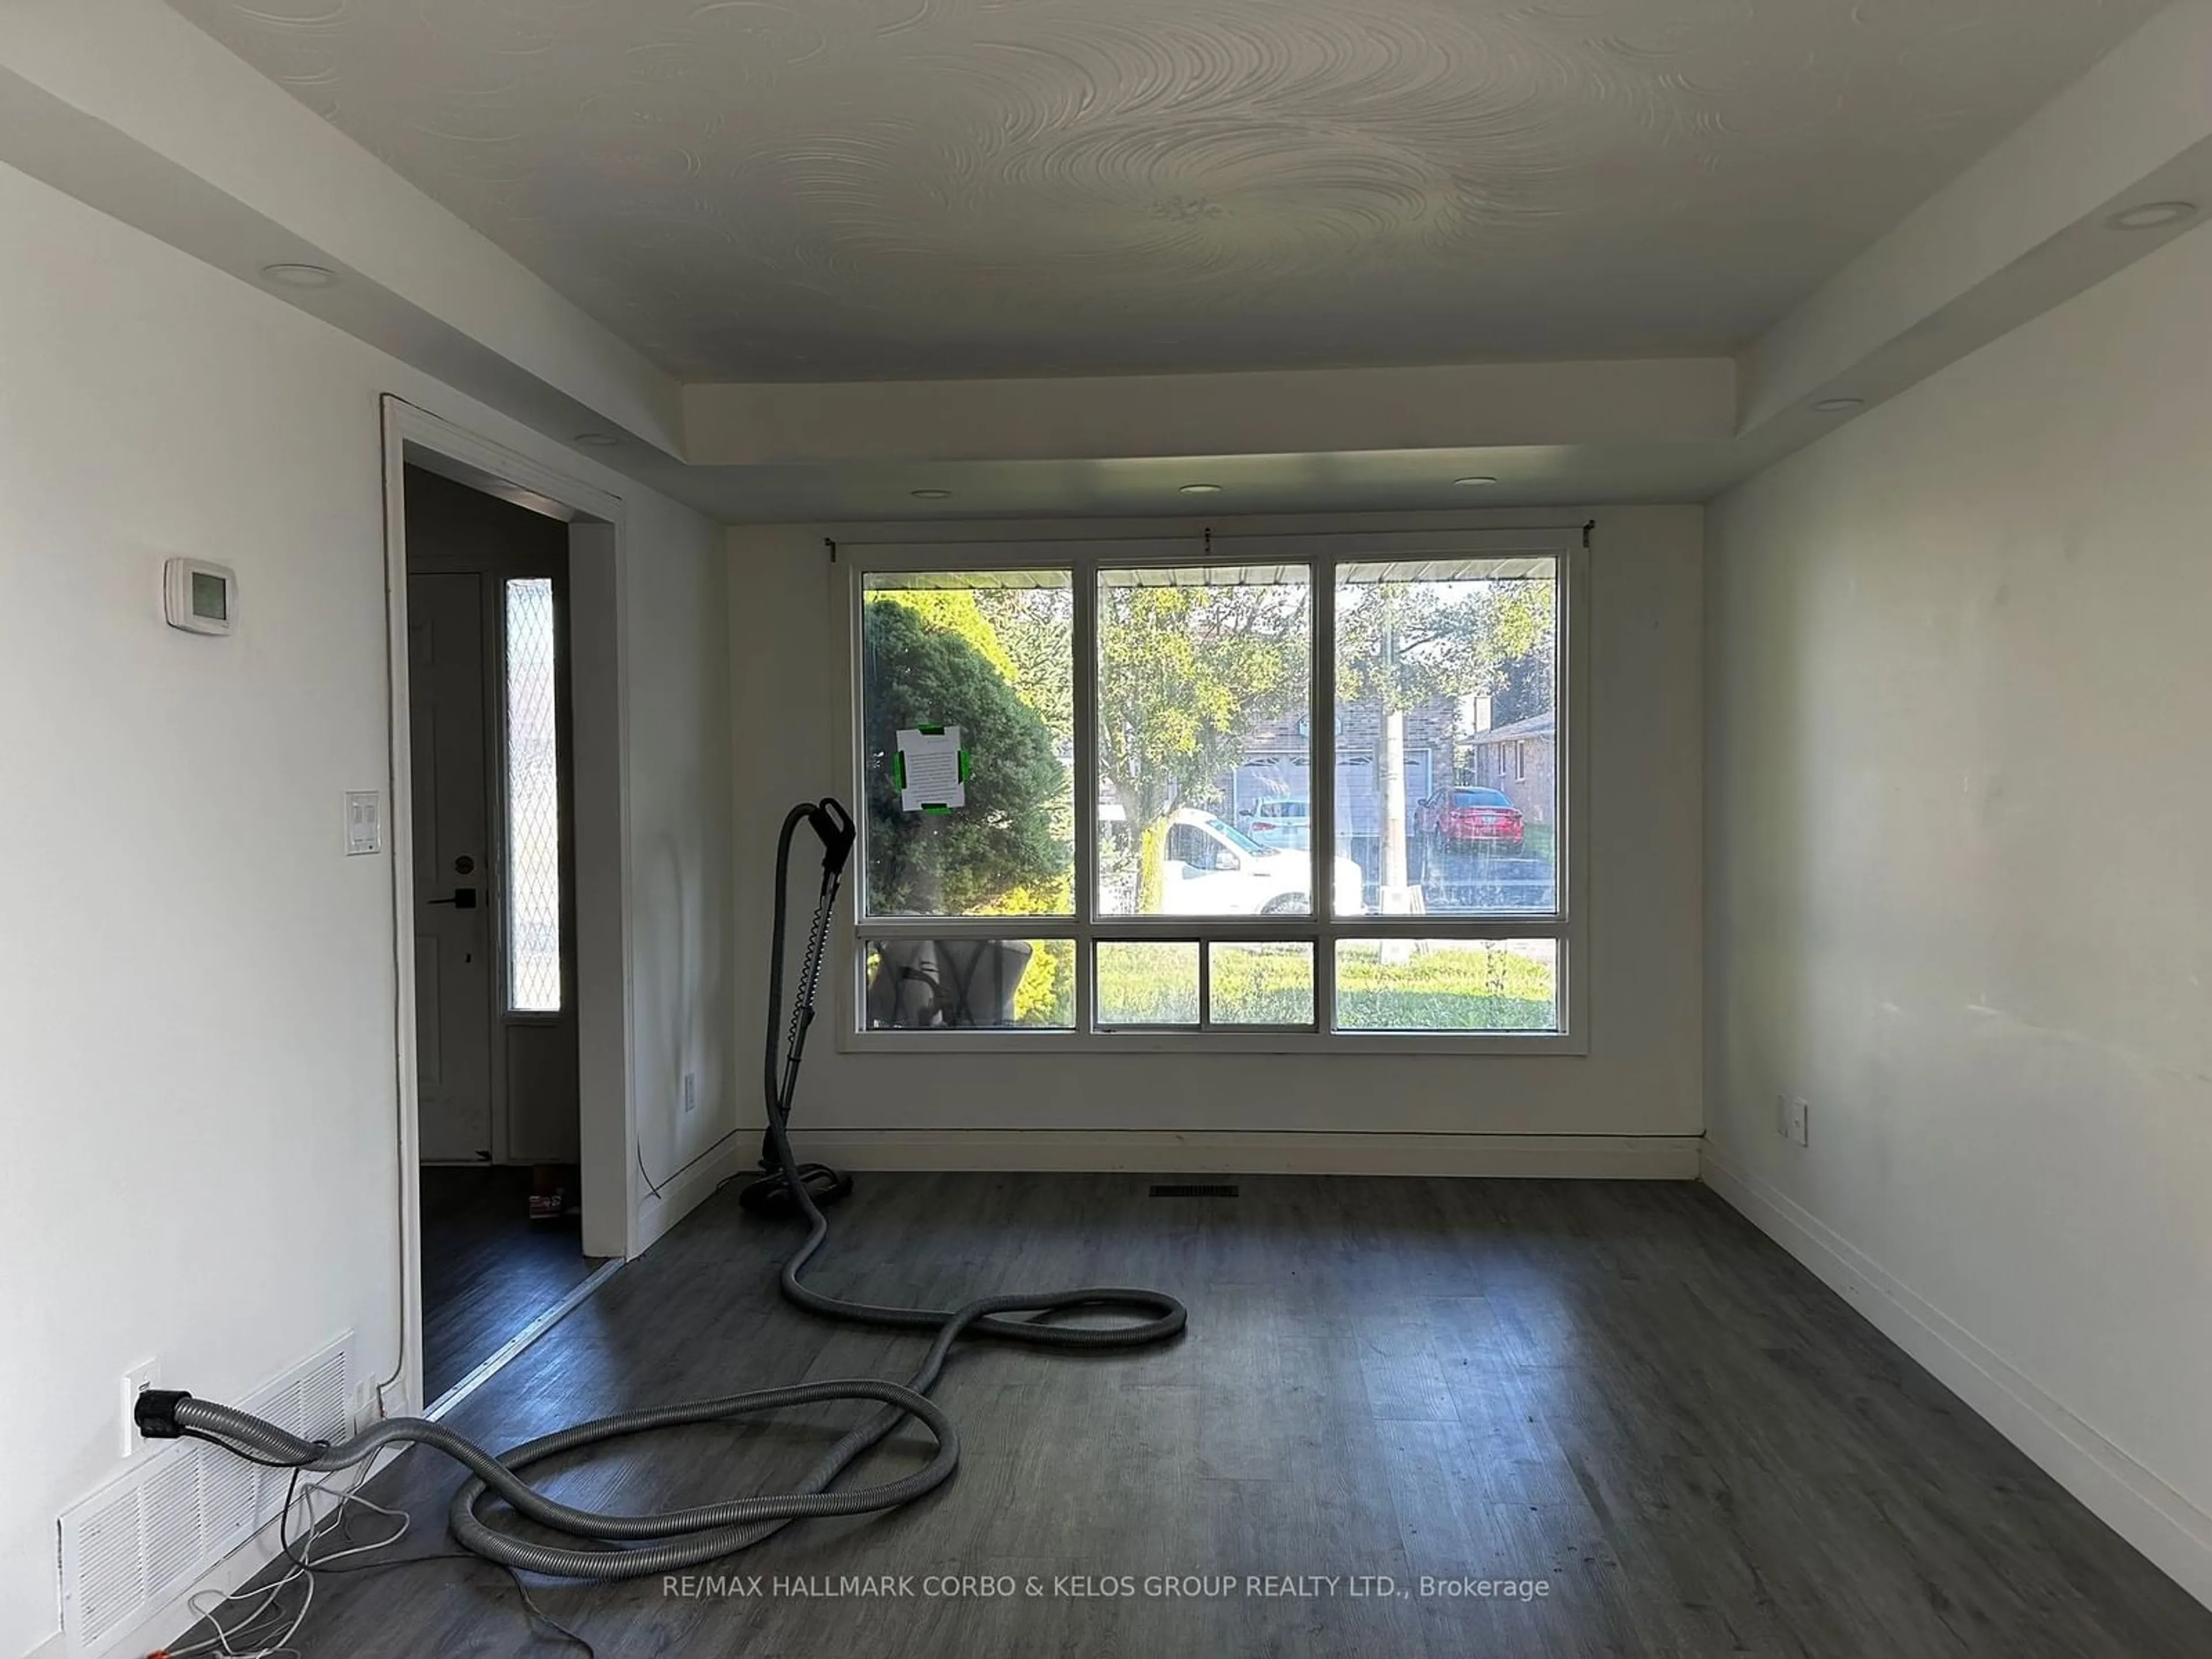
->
left=3, top=2, right=2209, bottom=1656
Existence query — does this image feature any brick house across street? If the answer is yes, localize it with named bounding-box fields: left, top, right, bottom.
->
left=1464, top=711, right=1556, bottom=827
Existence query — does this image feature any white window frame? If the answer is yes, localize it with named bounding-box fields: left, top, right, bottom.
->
left=831, top=527, right=1590, bottom=1056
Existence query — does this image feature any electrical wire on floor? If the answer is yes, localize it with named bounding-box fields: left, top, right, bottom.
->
left=152, top=1460, right=594, bottom=1659
left=153, top=1464, right=407, bottom=1659
left=133, top=797, right=1185, bottom=1603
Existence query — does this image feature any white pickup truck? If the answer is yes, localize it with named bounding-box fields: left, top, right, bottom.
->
left=1105, top=806, right=1365, bottom=916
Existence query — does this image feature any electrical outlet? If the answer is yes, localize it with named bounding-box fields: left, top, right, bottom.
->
left=120, top=1358, right=162, bottom=1458
left=682, top=1072, right=698, bottom=1115
left=1787, top=1096, right=1811, bottom=1147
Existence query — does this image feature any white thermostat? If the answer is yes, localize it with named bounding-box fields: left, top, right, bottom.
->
left=164, top=558, right=237, bottom=635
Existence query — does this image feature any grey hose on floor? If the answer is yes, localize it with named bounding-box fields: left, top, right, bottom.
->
left=158, top=799, right=1186, bottom=1579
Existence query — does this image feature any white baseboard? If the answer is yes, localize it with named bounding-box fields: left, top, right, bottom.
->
left=634, top=1130, right=757, bottom=1253
left=1700, top=1141, right=2212, bottom=1613
left=789, top=1130, right=1699, bottom=1180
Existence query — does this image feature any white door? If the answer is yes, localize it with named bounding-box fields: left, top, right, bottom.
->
left=408, top=572, right=494, bottom=1162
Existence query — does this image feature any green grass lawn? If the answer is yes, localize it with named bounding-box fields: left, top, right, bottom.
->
left=1089, top=939, right=1556, bottom=1032
left=877, top=937, right=1558, bottom=1033
left=1334, top=942, right=1556, bottom=1031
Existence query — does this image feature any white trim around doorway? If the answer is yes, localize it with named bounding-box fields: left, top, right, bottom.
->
left=378, top=396, right=636, bottom=1417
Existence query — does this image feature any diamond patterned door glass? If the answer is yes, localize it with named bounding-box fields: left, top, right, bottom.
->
left=504, top=578, right=561, bottom=1012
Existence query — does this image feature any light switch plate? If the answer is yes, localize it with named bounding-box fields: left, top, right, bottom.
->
left=345, top=791, right=382, bottom=856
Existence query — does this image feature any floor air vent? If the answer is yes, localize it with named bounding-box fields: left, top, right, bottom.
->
left=1149, top=1183, right=1240, bottom=1198
left=58, top=1332, right=351, bottom=1656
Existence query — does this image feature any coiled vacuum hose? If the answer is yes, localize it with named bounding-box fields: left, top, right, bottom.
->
left=155, top=800, right=1187, bottom=1578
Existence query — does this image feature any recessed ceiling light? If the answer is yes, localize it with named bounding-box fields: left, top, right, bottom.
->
left=260, top=263, right=339, bottom=289
left=573, top=431, right=621, bottom=448
left=2106, top=200, right=2198, bottom=232
left=1179, top=483, right=1224, bottom=495
left=1453, top=476, right=1501, bottom=487
left=910, top=488, right=953, bottom=500
left=1811, top=397, right=1865, bottom=414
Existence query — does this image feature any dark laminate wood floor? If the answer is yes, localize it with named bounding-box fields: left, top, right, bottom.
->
left=420, top=1165, right=601, bottom=1402
left=214, top=1176, right=2211, bottom=1657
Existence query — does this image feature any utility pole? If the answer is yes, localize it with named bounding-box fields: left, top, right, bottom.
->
left=1378, top=609, right=1416, bottom=925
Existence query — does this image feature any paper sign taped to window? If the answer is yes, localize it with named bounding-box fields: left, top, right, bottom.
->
left=895, top=725, right=968, bottom=812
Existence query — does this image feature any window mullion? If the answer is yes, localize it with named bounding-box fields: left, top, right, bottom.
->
left=1312, top=559, right=1339, bottom=1032
left=1073, top=560, right=1100, bottom=1033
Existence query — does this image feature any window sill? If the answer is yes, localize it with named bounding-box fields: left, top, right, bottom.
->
left=835, top=1028, right=1590, bottom=1058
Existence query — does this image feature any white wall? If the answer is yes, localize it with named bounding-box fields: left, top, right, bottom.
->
left=1706, top=224, right=2212, bottom=1605
left=726, top=507, right=1703, bottom=1161
left=623, top=510, right=740, bottom=1242
left=0, top=161, right=733, bottom=1658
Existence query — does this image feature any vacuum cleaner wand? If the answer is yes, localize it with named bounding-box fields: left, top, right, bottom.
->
left=741, top=797, right=858, bottom=1217
left=804, top=796, right=857, bottom=876
left=141, top=796, right=1186, bottom=1586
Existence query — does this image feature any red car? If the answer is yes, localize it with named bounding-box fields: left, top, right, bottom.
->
left=1416, top=786, right=1525, bottom=851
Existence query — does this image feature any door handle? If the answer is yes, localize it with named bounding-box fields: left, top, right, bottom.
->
left=428, top=887, right=479, bottom=909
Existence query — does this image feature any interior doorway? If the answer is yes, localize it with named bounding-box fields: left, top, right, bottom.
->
left=403, top=462, right=603, bottom=1403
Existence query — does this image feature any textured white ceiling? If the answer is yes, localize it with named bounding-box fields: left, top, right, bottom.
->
left=165, top=0, right=2157, bottom=381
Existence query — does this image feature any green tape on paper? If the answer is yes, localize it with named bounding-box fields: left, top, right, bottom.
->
left=895, top=723, right=965, bottom=813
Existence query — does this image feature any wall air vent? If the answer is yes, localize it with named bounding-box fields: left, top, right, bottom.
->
left=57, top=1333, right=352, bottom=1656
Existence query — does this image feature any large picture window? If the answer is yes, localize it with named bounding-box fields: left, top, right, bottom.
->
left=849, top=532, right=1578, bottom=1048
